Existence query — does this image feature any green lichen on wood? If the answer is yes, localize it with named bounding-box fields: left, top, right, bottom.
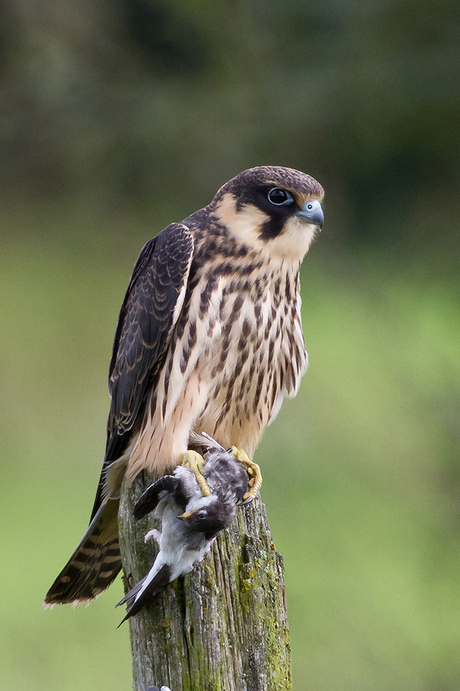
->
left=118, top=473, right=292, bottom=691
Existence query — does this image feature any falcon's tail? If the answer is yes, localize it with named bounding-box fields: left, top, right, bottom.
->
left=44, top=498, right=122, bottom=606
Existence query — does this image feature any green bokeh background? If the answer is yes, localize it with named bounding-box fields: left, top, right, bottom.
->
left=1, top=1, right=459, bottom=689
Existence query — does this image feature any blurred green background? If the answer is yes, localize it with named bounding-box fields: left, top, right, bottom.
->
left=1, top=1, right=459, bottom=689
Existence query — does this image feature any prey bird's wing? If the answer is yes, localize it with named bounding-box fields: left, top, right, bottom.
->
left=133, top=475, right=182, bottom=520
left=90, top=223, right=194, bottom=519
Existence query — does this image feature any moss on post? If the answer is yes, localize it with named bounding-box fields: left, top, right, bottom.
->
left=118, top=474, right=292, bottom=691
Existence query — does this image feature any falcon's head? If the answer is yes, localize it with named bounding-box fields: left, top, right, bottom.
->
left=211, top=166, right=324, bottom=263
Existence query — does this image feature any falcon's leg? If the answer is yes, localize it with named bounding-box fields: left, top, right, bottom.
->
left=231, top=447, right=263, bottom=502
left=179, top=450, right=211, bottom=496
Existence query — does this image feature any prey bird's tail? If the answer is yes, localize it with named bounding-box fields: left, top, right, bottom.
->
left=44, top=498, right=122, bottom=606
left=116, top=562, right=172, bottom=625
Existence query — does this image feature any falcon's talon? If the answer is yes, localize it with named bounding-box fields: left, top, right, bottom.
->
left=241, top=494, right=254, bottom=505
left=180, top=449, right=206, bottom=472
left=231, top=446, right=262, bottom=500
left=179, top=450, right=211, bottom=496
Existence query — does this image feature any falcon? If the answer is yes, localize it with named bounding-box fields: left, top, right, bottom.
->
left=44, top=165, right=324, bottom=607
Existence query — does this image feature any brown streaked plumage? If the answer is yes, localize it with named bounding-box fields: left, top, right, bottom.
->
left=44, top=165, right=324, bottom=606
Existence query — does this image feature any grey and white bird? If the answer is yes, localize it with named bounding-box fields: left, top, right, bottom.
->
left=117, top=435, right=252, bottom=623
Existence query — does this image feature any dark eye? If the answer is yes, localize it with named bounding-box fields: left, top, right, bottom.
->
left=267, top=187, right=294, bottom=206
left=196, top=511, right=207, bottom=520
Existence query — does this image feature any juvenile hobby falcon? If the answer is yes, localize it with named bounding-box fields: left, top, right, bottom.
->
left=44, top=165, right=324, bottom=607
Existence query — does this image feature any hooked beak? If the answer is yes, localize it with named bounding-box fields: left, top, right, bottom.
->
left=295, top=199, right=324, bottom=229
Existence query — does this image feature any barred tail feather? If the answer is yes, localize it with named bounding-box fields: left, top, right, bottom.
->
left=44, top=498, right=122, bottom=606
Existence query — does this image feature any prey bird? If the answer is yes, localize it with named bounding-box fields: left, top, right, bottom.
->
left=117, top=434, right=252, bottom=623
left=44, top=165, right=324, bottom=608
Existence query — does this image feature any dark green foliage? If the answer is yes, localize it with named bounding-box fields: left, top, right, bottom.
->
left=1, top=0, right=459, bottom=247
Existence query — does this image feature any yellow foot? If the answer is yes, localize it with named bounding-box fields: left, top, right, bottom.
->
left=179, top=450, right=211, bottom=496
left=231, top=447, right=262, bottom=502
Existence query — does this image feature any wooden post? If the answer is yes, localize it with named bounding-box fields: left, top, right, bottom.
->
left=118, top=474, right=292, bottom=691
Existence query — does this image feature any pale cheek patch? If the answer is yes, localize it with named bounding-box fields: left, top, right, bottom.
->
left=215, top=193, right=317, bottom=265
left=214, top=194, right=269, bottom=252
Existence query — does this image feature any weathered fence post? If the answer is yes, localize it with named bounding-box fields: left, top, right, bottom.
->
left=118, top=473, right=292, bottom=691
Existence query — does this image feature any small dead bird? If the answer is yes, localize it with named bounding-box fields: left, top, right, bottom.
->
left=117, top=434, right=260, bottom=623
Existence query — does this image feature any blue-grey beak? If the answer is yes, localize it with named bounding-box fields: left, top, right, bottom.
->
left=295, top=199, right=324, bottom=229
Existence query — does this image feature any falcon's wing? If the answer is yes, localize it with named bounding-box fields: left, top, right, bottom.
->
left=90, top=222, right=194, bottom=519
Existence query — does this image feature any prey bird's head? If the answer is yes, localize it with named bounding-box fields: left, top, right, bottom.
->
left=211, top=166, right=324, bottom=263
left=179, top=497, right=235, bottom=540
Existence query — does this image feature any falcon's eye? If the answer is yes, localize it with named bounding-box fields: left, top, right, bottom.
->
left=196, top=511, right=207, bottom=520
left=267, top=188, right=294, bottom=206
